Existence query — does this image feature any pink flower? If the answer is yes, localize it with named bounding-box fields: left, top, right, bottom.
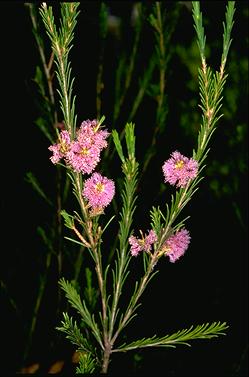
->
left=68, top=120, right=109, bottom=174
left=48, top=119, right=109, bottom=174
left=163, top=228, right=190, bottom=263
left=67, top=142, right=102, bottom=174
left=162, top=151, right=198, bottom=188
left=77, top=119, right=109, bottom=150
left=128, top=236, right=143, bottom=257
left=129, top=230, right=157, bottom=256
left=48, top=130, right=71, bottom=164
left=82, top=172, right=115, bottom=209
left=144, top=230, right=158, bottom=251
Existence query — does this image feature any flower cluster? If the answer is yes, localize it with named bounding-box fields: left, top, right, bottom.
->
left=82, top=172, right=115, bottom=212
left=162, top=151, right=198, bottom=188
left=162, top=228, right=190, bottom=263
left=129, top=150, right=195, bottom=262
left=49, top=119, right=115, bottom=212
left=129, top=230, right=157, bottom=257
left=48, top=119, right=109, bottom=174
left=68, top=120, right=109, bottom=174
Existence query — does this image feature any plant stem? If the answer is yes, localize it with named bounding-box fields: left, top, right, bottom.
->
left=111, top=254, right=156, bottom=346
left=102, top=246, right=153, bottom=374
left=101, top=342, right=112, bottom=373
left=74, top=173, right=109, bottom=361
left=56, top=167, right=63, bottom=276
left=74, top=173, right=88, bottom=219
left=108, top=245, right=128, bottom=339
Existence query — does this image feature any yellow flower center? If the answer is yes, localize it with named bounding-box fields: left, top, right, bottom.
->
left=95, top=182, right=105, bottom=193
left=80, top=147, right=89, bottom=155
left=164, top=245, right=171, bottom=252
left=60, top=140, right=69, bottom=153
left=159, top=243, right=171, bottom=256
left=175, top=160, right=184, bottom=169
left=138, top=239, right=145, bottom=247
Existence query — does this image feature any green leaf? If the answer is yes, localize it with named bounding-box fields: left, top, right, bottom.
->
left=61, top=209, right=74, bottom=229
left=98, top=114, right=105, bottom=127
left=112, top=130, right=125, bottom=163
left=64, top=236, right=85, bottom=247
left=125, top=122, right=136, bottom=159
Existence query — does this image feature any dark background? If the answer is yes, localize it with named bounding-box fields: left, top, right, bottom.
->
left=1, top=1, right=248, bottom=376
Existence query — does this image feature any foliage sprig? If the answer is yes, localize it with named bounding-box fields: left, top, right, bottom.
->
left=39, top=2, right=80, bottom=137
left=114, top=321, right=229, bottom=352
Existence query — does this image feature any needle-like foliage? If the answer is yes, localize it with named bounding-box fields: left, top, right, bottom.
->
left=114, top=322, right=229, bottom=352
left=39, top=3, right=80, bottom=137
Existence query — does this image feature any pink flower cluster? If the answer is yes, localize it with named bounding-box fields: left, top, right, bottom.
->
left=163, top=228, right=190, bottom=263
left=128, top=153, right=194, bottom=261
left=162, top=151, right=198, bottom=188
left=82, top=172, right=115, bottom=211
left=48, top=119, right=109, bottom=174
left=129, top=230, right=157, bottom=257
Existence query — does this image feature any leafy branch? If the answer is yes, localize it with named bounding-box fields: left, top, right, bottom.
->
left=192, top=1, right=235, bottom=165
left=192, top=2, right=206, bottom=63
left=153, top=1, right=236, bottom=250
left=39, top=2, right=80, bottom=137
left=58, top=278, right=104, bottom=350
left=109, top=124, right=139, bottom=339
left=221, top=1, right=235, bottom=75
left=56, top=312, right=99, bottom=374
left=56, top=312, right=94, bottom=354
left=114, top=321, right=228, bottom=352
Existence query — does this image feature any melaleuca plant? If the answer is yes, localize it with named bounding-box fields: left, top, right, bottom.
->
left=38, top=1, right=235, bottom=374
